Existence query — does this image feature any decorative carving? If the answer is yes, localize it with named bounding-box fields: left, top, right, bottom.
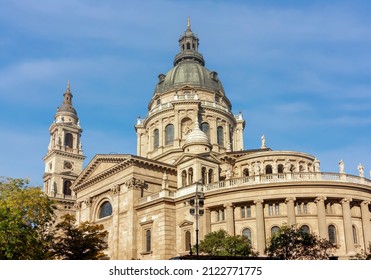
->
left=126, top=178, right=145, bottom=189
left=340, top=198, right=352, bottom=204
left=84, top=197, right=92, bottom=207
left=285, top=197, right=296, bottom=204
left=110, top=185, right=121, bottom=196
left=314, top=196, right=327, bottom=203
left=254, top=199, right=264, bottom=205
left=74, top=202, right=82, bottom=210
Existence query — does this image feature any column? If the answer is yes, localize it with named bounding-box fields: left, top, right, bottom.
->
left=254, top=199, right=266, bottom=255
left=202, top=208, right=212, bottom=236
left=225, top=203, right=235, bottom=235
left=285, top=197, right=296, bottom=226
left=360, top=201, right=370, bottom=253
left=110, top=185, right=121, bottom=259
left=315, top=196, right=327, bottom=239
left=340, top=198, right=355, bottom=255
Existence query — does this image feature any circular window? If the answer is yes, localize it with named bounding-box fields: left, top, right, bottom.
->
left=99, top=201, right=112, bottom=219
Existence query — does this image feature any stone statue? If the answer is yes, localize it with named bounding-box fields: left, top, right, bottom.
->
left=314, top=158, right=320, bottom=172
left=339, top=160, right=344, bottom=174
left=358, top=163, right=364, bottom=177
left=261, top=134, right=266, bottom=149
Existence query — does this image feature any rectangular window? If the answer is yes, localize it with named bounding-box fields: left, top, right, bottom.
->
left=241, top=207, right=246, bottom=218
left=275, top=204, right=280, bottom=215
left=269, top=204, right=274, bottom=216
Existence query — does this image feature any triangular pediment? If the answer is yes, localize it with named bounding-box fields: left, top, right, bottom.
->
left=178, top=220, right=194, bottom=228
left=73, top=154, right=131, bottom=188
left=174, top=152, right=220, bottom=166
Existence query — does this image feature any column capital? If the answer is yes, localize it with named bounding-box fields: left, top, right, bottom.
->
left=340, top=198, right=352, bottom=204
left=223, top=203, right=234, bottom=208
left=285, top=197, right=296, bottom=203
left=109, top=184, right=121, bottom=196
left=254, top=199, right=264, bottom=205
left=315, top=196, right=327, bottom=203
left=361, top=200, right=370, bottom=206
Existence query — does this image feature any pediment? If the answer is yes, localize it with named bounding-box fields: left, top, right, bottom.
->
left=174, top=152, right=220, bottom=166
left=73, top=154, right=131, bottom=188
left=178, top=220, right=194, bottom=228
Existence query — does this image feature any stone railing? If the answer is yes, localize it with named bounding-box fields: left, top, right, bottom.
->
left=205, top=172, right=371, bottom=192
left=136, top=172, right=371, bottom=205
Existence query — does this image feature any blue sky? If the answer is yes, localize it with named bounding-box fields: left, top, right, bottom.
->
left=0, top=0, right=370, bottom=186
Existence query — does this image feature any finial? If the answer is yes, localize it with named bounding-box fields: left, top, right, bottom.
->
left=187, top=17, right=191, bottom=29
left=67, top=80, right=71, bottom=91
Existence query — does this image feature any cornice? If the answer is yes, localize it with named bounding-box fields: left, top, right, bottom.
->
left=43, top=149, right=85, bottom=161
left=72, top=154, right=177, bottom=193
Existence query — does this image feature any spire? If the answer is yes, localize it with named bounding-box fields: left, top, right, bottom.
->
left=174, top=19, right=205, bottom=66
left=57, top=81, right=77, bottom=115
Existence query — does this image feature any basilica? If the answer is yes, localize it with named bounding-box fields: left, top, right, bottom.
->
left=43, top=22, right=371, bottom=259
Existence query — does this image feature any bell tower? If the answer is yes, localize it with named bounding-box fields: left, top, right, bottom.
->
left=43, top=82, right=85, bottom=216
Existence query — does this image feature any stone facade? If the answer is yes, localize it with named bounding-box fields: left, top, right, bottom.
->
left=43, top=22, right=371, bottom=259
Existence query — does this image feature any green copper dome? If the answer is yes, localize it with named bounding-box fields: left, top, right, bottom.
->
left=154, top=21, right=225, bottom=95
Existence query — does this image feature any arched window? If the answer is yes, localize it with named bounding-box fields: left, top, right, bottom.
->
left=208, top=169, right=213, bottom=183
left=265, top=165, right=273, bottom=174
left=145, top=229, right=151, bottom=253
left=278, top=164, right=284, bottom=173
left=352, top=225, right=358, bottom=244
left=271, top=226, right=280, bottom=237
left=242, top=228, right=252, bottom=241
left=188, top=168, right=193, bottom=185
left=99, top=201, right=113, bottom=219
left=300, top=225, right=310, bottom=234
left=186, top=42, right=191, bottom=50
left=154, top=129, right=159, bottom=149
left=201, top=167, right=207, bottom=185
left=63, top=180, right=72, bottom=196
left=165, top=124, right=174, bottom=145
left=201, top=122, right=210, bottom=138
left=185, top=231, right=191, bottom=252
left=243, top=168, right=249, bottom=177
left=328, top=225, right=337, bottom=244
left=64, top=133, right=73, bottom=148
left=217, top=126, right=224, bottom=146
left=182, top=170, right=187, bottom=187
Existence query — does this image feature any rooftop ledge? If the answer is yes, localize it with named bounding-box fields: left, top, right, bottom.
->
left=137, top=172, right=371, bottom=205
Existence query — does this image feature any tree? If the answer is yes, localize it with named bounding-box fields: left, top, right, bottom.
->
left=198, top=229, right=257, bottom=256
left=265, top=224, right=336, bottom=260
left=0, top=177, right=55, bottom=259
left=51, top=214, right=108, bottom=260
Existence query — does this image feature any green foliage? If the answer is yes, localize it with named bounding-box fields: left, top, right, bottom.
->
left=198, top=229, right=257, bottom=256
left=265, top=224, right=336, bottom=260
left=51, top=214, right=108, bottom=260
left=0, top=177, right=55, bottom=259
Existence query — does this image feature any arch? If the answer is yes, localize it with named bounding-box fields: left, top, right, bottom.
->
left=63, top=180, right=72, bottom=196
left=265, top=165, right=273, bottom=174
left=201, top=167, right=207, bottom=184
left=64, top=133, right=73, bottom=148
left=328, top=225, right=337, bottom=244
left=185, top=230, right=191, bottom=252
left=278, top=164, right=284, bottom=174
left=188, top=167, right=193, bottom=185
left=243, top=168, right=249, bottom=177
left=182, top=170, right=187, bottom=187
left=154, top=129, right=159, bottom=149
left=300, top=225, right=310, bottom=234
left=99, top=201, right=113, bottom=219
left=165, top=124, right=174, bottom=145
left=186, top=42, right=191, bottom=50
left=201, top=122, right=210, bottom=138
left=208, top=169, right=213, bottom=183
left=217, top=126, right=224, bottom=146
left=271, top=226, right=280, bottom=237
left=242, top=228, right=252, bottom=241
